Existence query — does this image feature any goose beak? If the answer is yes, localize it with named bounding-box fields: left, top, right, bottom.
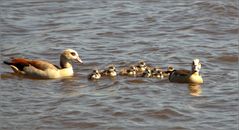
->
left=76, top=57, right=83, bottom=64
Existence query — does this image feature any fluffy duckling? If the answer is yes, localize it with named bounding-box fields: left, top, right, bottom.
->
left=88, top=69, right=101, bottom=80
left=101, top=64, right=117, bottom=77
left=135, top=61, right=147, bottom=72
left=151, top=67, right=160, bottom=75
left=119, top=65, right=137, bottom=77
left=141, top=67, right=152, bottom=78
left=169, top=59, right=203, bottom=84
left=162, top=65, right=174, bottom=77
left=3, top=49, right=83, bottom=79
left=151, top=67, right=164, bottom=79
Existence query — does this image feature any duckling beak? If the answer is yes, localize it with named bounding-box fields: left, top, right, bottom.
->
left=75, top=57, right=83, bottom=64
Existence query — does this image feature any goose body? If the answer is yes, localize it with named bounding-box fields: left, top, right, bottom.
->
left=3, top=49, right=82, bottom=79
left=169, top=59, right=203, bottom=84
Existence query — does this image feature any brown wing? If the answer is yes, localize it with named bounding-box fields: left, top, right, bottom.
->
left=4, top=58, right=31, bottom=71
left=29, top=60, right=59, bottom=70
left=4, top=58, right=59, bottom=71
left=174, top=70, right=191, bottom=76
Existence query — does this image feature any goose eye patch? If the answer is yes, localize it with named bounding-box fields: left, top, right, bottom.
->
left=71, top=52, right=76, bottom=56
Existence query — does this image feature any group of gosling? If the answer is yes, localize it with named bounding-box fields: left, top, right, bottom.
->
left=3, top=49, right=203, bottom=84
left=88, top=59, right=203, bottom=84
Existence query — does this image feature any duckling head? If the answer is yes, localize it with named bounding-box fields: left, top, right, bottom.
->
left=130, top=65, right=136, bottom=71
left=142, top=68, right=152, bottom=77
left=192, top=59, right=201, bottom=73
left=89, top=69, right=101, bottom=80
left=152, top=67, right=160, bottom=74
left=108, top=65, right=116, bottom=72
left=146, top=68, right=151, bottom=73
left=158, top=71, right=164, bottom=79
left=167, top=66, right=174, bottom=72
left=138, top=61, right=146, bottom=67
left=93, top=69, right=100, bottom=74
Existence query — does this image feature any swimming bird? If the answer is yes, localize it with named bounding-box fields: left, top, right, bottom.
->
left=3, top=49, right=83, bottom=79
left=135, top=60, right=147, bottom=74
left=119, top=65, right=137, bottom=77
left=88, top=69, right=101, bottom=80
left=169, top=59, right=203, bottom=84
left=151, top=67, right=164, bottom=79
left=162, top=65, right=174, bottom=77
left=141, top=67, right=152, bottom=78
left=101, top=64, right=117, bottom=77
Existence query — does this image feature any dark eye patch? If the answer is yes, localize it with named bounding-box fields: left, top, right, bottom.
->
left=71, top=52, right=76, bottom=56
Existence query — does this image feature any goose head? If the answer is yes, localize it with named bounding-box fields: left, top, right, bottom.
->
left=192, top=59, right=201, bottom=73
left=60, top=49, right=83, bottom=68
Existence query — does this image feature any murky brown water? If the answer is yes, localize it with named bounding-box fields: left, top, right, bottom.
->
left=0, top=0, right=238, bottom=130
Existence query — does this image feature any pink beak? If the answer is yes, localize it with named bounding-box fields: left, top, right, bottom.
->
left=76, top=57, right=83, bottom=63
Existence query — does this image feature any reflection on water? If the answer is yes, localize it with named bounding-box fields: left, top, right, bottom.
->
left=0, top=0, right=238, bottom=130
left=188, top=84, right=202, bottom=96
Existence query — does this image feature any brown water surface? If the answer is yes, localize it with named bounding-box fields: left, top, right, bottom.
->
left=0, top=0, right=238, bottom=130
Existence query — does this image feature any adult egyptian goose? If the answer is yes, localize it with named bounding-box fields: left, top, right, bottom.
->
left=169, top=59, right=203, bottom=84
left=3, top=49, right=83, bottom=79
left=88, top=69, right=101, bottom=80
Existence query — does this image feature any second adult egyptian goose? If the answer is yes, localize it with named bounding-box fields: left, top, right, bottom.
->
left=3, top=49, right=83, bottom=79
left=169, top=59, right=203, bottom=84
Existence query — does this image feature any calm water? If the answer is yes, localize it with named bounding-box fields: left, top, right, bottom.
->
left=0, top=0, right=238, bottom=130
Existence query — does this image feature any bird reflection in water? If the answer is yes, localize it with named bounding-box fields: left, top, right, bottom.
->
left=188, top=83, right=202, bottom=96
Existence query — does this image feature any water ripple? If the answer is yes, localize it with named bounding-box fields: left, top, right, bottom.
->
left=0, top=0, right=238, bottom=130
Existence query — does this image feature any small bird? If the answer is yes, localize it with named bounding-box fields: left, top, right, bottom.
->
left=119, top=65, right=137, bottom=77
left=151, top=67, right=164, bottom=79
left=141, top=67, right=152, bottom=78
left=88, top=69, right=101, bottom=80
left=135, top=61, right=147, bottom=74
left=155, top=71, right=164, bottom=79
left=162, top=65, right=174, bottom=77
left=3, top=49, right=83, bottom=79
left=101, top=64, right=117, bottom=77
left=169, top=59, right=203, bottom=84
